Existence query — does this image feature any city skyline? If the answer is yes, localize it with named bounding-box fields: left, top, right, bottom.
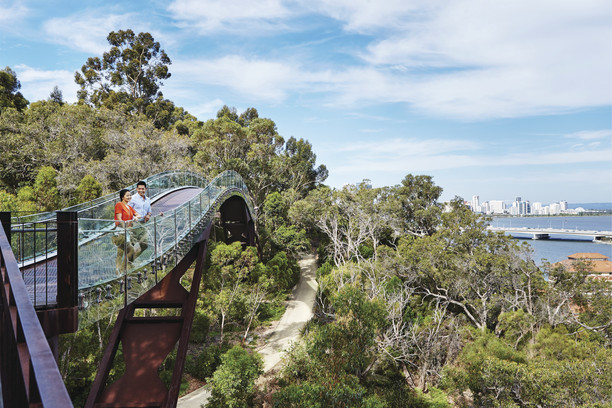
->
left=1, top=0, right=611, bottom=203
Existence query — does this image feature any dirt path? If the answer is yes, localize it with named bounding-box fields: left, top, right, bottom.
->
left=177, top=254, right=318, bottom=407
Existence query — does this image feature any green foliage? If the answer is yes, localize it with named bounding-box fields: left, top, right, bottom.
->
left=270, top=225, right=310, bottom=257
left=34, top=166, right=60, bottom=210
left=208, top=345, right=263, bottom=408
left=392, top=174, right=443, bottom=237
left=75, top=174, right=103, bottom=203
left=75, top=29, right=171, bottom=117
left=495, top=309, right=536, bottom=349
left=263, top=191, right=288, bottom=230
left=49, top=85, right=64, bottom=104
left=316, top=261, right=334, bottom=280
left=16, top=186, right=37, bottom=212
left=185, top=344, right=227, bottom=380
left=0, top=101, right=191, bottom=193
left=265, top=251, right=300, bottom=291
left=0, top=66, right=28, bottom=112
left=273, top=376, right=386, bottom=408
left=442, top=328, right=612, bottom=407
left=0, top=190, right=18, bottom=211
left=59, top=321, right=117, bottom=407
left=192, top=106, right=327, bottom=211
left=189, top=307, right=210, bottom=343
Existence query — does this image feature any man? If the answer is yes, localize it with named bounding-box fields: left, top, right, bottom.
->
left=130, top=181, right=152, bottom=222
left=128, top=180, right=152, bottom=260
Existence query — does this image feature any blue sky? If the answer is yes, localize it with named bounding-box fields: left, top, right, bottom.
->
left=2, top=0, right=611, bottom=204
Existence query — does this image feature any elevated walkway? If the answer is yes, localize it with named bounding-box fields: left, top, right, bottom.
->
left=1, top=170, right=257, bottom=407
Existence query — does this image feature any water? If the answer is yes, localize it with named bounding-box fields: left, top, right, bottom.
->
left=490, top=215, right=612, bottom=265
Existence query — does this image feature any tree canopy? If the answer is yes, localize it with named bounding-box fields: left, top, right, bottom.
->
left=75, top=29, right=171, bottom=118
left=0, top=66, right=29, bottom=112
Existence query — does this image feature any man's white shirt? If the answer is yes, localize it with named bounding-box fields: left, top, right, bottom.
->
left=129, top=194, right=151, bottom=222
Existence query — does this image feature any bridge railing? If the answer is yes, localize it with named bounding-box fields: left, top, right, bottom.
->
left=10, top=170, right=208, bottom=268
left=0, top=214, right=73, bottom=407
left=76, top=170, right=253, bottom=328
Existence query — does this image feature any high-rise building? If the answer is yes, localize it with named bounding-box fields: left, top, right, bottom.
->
left=489, top=200, right=505, bottom=214
left=560, top=201, right=568, bottom=211
left=532, top=202, right=543, bottom=214
left=471, top=195, right=481, bottom=212
left=550, top=203, right=561, bottom=215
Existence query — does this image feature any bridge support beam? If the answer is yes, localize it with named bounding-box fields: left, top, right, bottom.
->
left=86, top=224, right=213, bottom=408
left=532, top=233, right=550, bottom=240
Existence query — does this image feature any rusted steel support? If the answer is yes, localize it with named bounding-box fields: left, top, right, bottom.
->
left=56, top=211, right=79, bottom=309
left=85, top=224, right=213, bottom=408
left=0, top=212, right=74, bottom=407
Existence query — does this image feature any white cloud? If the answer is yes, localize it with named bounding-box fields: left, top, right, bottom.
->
left=15, top=65, right=79, bottom=103
left=0, top=1, right=28, bottom=26
left=188, top=98, right=226, bottom=118
left=305, top=0, right=430, bottom=33
left=354, top=0, right=612, bottom=119
left=163, top=0, right=611, bottom=120
left=168, top=0, right=293, bottom=33
left=565, top=130, right=612, bottom=141
left=42, top=11, right=143, bottom=54
left=327, top=136, right=611, bottom=177
left=172, top=55, right=328, bottom=102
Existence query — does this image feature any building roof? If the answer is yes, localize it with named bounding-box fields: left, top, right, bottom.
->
left=555, top=256, right=612, bottom=275
left=567, top=253, right=609, bottom=260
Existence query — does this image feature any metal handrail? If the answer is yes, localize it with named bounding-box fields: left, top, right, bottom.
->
left=11, top=170, right=208, bottom=224
left=0, top=216, right=73, bottom=407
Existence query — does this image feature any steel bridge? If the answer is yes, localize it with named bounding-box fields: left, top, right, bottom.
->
left=0, top=170, right=256, bottom=407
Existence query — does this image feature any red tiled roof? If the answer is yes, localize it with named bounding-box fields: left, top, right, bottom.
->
left=567, top=253, right=609, bottom=260
left=555, top=258, right=612, bottom=274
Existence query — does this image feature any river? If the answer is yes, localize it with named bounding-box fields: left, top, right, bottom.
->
left=490, top=215, right=612, bottom=265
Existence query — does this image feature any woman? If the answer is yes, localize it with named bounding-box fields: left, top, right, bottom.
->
left=113, top=189, right=140, bottom=274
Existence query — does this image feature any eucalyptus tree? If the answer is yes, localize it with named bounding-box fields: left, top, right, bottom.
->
left=0, top=66, right=28, bottom=112
left=192, top=106, right=327, bottom=213
left=75, top=29, right=171, bottom=116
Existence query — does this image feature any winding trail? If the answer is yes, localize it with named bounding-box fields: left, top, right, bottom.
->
left=177, top=254, right=318, bottom=407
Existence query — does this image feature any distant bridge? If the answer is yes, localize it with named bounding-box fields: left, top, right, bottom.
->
left=487, top=226, right=612, bottom=241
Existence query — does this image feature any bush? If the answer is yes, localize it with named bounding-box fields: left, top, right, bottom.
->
left=189, top=308, right=210, bottom=343
left=185, top=345, right=225, bottom=380
left=208, top=345, right=263, bottom=407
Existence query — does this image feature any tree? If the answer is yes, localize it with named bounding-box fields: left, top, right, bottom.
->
left=208, top=242, right=261, bottom=343
left=192, top=106, right=327, bottom=213
left=34, top=166, right=60, bottom=211
left=0, top=190, right=18, bottom=212
left=388, top=174, right=443, bottom=237
left=0, top=66, right=29, bottom=112
left=75, top=175, right=103, bottom=203
left=279, top=137, right=328, bottom=195
left=75, top=29, right=171, bottom=114
left=208, top=346, right=263, bottom=408
left=49, top=86, right=64, bottom=104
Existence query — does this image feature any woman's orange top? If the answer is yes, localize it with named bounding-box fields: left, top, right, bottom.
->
left=114, top=202, right=137, bottom=227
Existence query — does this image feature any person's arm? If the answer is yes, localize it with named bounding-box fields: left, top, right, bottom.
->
left=131, top=206, right=140, bottom=224
left=144, top=199, right=152, bottom=222
left=115, top=210, right=123, bottom=227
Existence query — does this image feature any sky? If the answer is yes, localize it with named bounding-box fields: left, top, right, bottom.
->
left=1, top=0, right=611, bottom=204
